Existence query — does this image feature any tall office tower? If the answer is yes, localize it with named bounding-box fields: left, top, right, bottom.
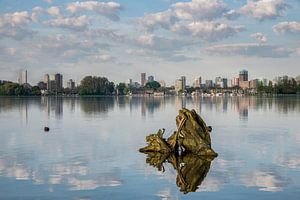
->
left=55, top=73, right=63, bottom=92
left=175, top=79, right=183, bottom=92
left=239, top=70, right=248, bottom=81
left=181, top=76, right=186, bottom=90
left=44, top=74, right=50, bottom=90
left=67, top=79, right=75, bottom=90
left=234, top=77, right=239, bottom=86
left=193, top=77, right=201, bottom=88
left=148, top=75, right=154, bottom=82
left=18, top=69, right=27, bottom=84
left=141, top=73, right=146, bottom=86
left=205, top=80, right=213, bottom=88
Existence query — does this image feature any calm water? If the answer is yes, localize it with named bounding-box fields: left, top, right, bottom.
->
left=0, top=96, right=300, bottom=199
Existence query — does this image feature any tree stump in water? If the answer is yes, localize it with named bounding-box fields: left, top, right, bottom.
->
left=139, top=108, right=217, bottom=157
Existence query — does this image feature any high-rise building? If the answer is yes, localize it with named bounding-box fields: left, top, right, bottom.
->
left=141, top=73, right=146, bottom=86
left=239, top=70, right=248, bottom=81
left=148, top=75, right=154, bottom=82
left=55, top=73, right=63, bottom=92
left=127, top=79, right=133, bottom=86
left=175, top=79, right=183, bottom=93
left=67, top=79, right=75, bottom=90
left=205, top=80, right=213, bottom=88
left=44, top=74, right=50, bottom=90
left=18, top=69, right=27, bottom=84
left=250, top=79, right=259, bottom=89
left=234, top=77, right=239, bottom=86
left=193, top=77, right=201, bottom=88
left=181, top=76, right=186, bottom=90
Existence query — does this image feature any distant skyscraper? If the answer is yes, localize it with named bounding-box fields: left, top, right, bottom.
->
left=18, top=69, right=27, bottom=84
left=205, top=80, right=213, bottom=88
left=127, top=79, right=133, bottom=86
left=181, top=76, right=186, bottom=90
left=239, top=70, right=248, bottom=81
left=44, top=74, right=50, bottom=90
left=67, top=79, right=75, bottom=90
left=158, top=80, right=166, bottom=88
left=234, top=77, right=239, bottom=86
left=55, top=73, right=63, bottom=92
left=193, top=77, right=201, bottom=88
left=141, top=73, right=146, bottom=86
left=148, top=75, right=154, bottom=82
left=175, top=79, right=183, bottom=93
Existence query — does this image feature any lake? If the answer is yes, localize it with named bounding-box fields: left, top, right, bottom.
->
left=0, top=96, right=300, bottom=200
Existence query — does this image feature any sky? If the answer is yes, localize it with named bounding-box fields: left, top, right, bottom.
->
left=0, top=0, right=300, bottom=85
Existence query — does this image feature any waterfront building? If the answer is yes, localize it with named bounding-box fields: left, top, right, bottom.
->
left=234, top=77, right=239, bottom=87
left=127, top=79, right=133, bottom=87
left=181, top=76, right=186, bottom=90
left=67, top=79, right=75, bottom=90
left=193, top=77, right=202, bottom=88
left=148, top=75, right=154, bottom=82
left=205, top=80, right=213, bottom=88
left=239, top=81, right=250, bottom=89
left=141, top=73, right=146, bottom=86
left=250, top=79, right=259, bottom=89
left=239, top=70, right=248, bottom=81
left=227, top=79, right=233, bottom=88
left=55, top=73, right=63, bottom=92
left=44, top=74, right=50, bottom=90
left=175, top=79, right=183, bottom=93
left=18, top=69, right=27, bottom=85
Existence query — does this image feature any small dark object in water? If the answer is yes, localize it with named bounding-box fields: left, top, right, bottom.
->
left=44, top=127, right=50, bottom=132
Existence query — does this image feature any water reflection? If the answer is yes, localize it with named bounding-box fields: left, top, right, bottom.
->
left=1, top=96, right=300, bottom=121
left=142, top=152, right=214, bottom=194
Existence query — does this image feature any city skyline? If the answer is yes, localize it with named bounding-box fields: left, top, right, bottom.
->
left=0, top=0, right=300, bottom=85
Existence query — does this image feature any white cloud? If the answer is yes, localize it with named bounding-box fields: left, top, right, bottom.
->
left=251, top=32, right=267, bottom=43
left=0, top=11, right=35, bottom=40
left=94, top=54, right=113, bottom=62
left=44, top=15, right=90, bottom=31
left=205, top=43, right=293, bottom=57
left=138, top=10, right=175, bottom=31
left=66, top=1, right=121, bottom=21
left=172, top=0, right=228, bottom=21
left=273, top=21, right=300, bottom=34
left=47, top=6, right=61, bottom=18
left=31, top=7, right=44, bottom=23
left=240, top=0, right=289, bottom=21
left=223, top=9, right=240, bottom=20
left=171, top=21, right=245, bottom=41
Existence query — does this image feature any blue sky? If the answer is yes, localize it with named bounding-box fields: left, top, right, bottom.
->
left=0, top=0, right=300, bottom=85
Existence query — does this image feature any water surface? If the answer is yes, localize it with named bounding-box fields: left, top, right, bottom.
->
left=0, top=96, right=300, bottom=199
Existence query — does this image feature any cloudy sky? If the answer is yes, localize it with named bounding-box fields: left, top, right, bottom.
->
left=0, top=0, right=299, bottom=85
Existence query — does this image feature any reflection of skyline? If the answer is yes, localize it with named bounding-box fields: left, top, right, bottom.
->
left=1, top=97, right=300, bottom=120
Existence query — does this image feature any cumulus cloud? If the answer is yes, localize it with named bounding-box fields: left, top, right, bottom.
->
left=47, top=6, right=62, bottom=18
left=138, top=0, right=243, bottom=42
left=205, top=43, right=293, bottom=57
left=44, top=15, right=90, bottom=31
left=66, top=1, right=122, bottom=21
left=0, top=11, right=35, bottom=40
left=171, top=21, right=245, bottom=41
left=171, top=0, right=228, bottom=21
left=44, top=0, right=53, bottom=4
left=273, top=21, right=300, bottom=34
left=223, top=9, right=240, bottom=20
left=251, top=32, right=267, bottom=43
left=240, top=0, right=290, bottom=21
left=137, top=10, right=175, bottom=31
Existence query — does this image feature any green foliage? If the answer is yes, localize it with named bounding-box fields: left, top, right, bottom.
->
left=0, top=83, right=40, bottom=96
left=79, top=76, right=115, bottom=95
left=116, top=83, right=128, bottom=95
left=145, top=81, right=161, bottom=90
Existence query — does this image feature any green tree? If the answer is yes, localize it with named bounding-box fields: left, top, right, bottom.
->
left=79, top=76, right=115, bottom=95
left=145, top=81, right=161, bottom=90
left=116, top=83, right=128, bottom=95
